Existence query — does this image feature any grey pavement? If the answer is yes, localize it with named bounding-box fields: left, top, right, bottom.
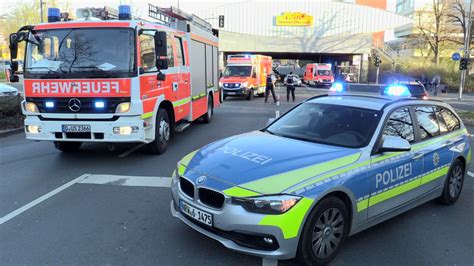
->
left=0, top=86, right=473, bottom=265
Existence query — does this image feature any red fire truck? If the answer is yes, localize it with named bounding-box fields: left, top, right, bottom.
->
left=219, top=54, right=272, bottom=100
left=8, top=5, right=219, bottom=154
left=303, top=63, right=334, bottom=87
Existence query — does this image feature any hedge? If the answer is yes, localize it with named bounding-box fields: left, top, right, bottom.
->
left=0, top=95, right=24, bottom=130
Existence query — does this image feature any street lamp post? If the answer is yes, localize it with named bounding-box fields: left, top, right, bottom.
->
left=459, top=0, right=473, bottom=100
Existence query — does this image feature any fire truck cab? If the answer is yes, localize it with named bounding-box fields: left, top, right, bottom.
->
left=8, top=5, right=220, bottom=154
left=219, top=54, right=272, bottom=100
left=304, top=63, right=334, bottom=87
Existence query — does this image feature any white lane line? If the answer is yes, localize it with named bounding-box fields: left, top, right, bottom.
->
left=118, top=143, right=146, bottom=158
left=275, top=110, right=280, bottom=118
left=468, top=171, right=474, bottom=178
left=79, top=174, right=171, bottom=188
left=0, top=174, right=90, bottom=225
left=262, top=258, right=278, bottom=266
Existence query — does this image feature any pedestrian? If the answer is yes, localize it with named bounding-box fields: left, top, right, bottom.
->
left=431, top=74, right=441, bottom=96
left=284, top=72, right=296, bottom=102
left=264, top=72, right=277, bottom=103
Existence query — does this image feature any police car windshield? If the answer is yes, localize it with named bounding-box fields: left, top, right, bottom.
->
left=223, top=66, right=252, bottom=77
left=25, top=28, right=135, bottom=78
left=266, top=103, right=381, bottom=148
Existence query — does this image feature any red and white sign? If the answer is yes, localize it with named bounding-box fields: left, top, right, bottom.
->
left=24, top=79, right=131, bottom=97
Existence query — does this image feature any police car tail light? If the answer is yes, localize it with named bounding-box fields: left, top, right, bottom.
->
left=384, top=85, right=411, bottom=97
left=116, top=102, right=130, bottom=113
left=330, top=82, right=344, bottom=92
left=25, top=102, right=39, bottom=113
left=232, top=195, right=301, bottom=214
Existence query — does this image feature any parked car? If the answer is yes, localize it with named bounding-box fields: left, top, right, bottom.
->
left=0, top=83, right=19, bottom=97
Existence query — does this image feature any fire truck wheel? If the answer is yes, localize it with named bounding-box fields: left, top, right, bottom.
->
left=202, top=96, right=213, bottom=123
left=54, top=141, right=82, bottom=152
left=148, top=109, right=170, bottom=154
left=246, top=89, right=254, bottom=100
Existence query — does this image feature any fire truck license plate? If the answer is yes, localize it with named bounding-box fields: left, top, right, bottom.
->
left=180, top=200, right=213, bottom=226
left=62, top=125, right=91, bottom=133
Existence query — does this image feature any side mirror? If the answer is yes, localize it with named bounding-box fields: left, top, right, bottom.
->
left=10, top=74, right=19, bottom=83
left=154, top=31, right=167, bottom=57
left=157, top=72, right=166, bottom=81
left=9, top=33, right=18, bottom=59
left=10, top=61, right=18, bottom=72
left=266, top=118, right=275, bottom=126
left=156, top=58, right=168, bottom=70
left=379, top=136, right=411, bottom=153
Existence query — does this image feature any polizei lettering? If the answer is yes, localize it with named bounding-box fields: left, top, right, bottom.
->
left=31, top=81, right=120, bottom=94
left=216, top=146, right=272, bottom=165
left=375, top=163, right=412, bottom=189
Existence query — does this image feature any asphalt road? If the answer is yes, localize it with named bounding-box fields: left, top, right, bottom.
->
left=1, top=86, right=473, bottom=265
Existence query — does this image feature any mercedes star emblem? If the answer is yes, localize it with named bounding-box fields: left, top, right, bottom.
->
left=68, top=98, right=81, bottom=112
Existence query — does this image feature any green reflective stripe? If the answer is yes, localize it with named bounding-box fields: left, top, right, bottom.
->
left=467, top=147, right=472, bottom=164
left=357, top=199, right=369, bottom=212
left=191, top=92, right=209, bottom=101
left=240, top=152, right=361, bottom=194
left=258, top=197, right=314, bottom=239
left=178, top=150, right=198, bottom=176
left=173, top=97, right=191, bottom=107
left=223, top=186, right=260, bottom=197
left=421, top=166, right=449, bottom=185
left=411, top=129, right=467, bottom=151
left=368, top=166, right=449, bottom=208
left=192, top=95, right=201, bottom=100
left=141, top=112, right=153, bottom=119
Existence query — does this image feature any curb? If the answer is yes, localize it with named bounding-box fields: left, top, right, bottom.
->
left=0, top=127, right=24, bottom=137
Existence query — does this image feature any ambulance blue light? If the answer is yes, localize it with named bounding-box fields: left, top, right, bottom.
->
left=329, top=82, right=344, bottom=92
left=45, top=101, right=55, bottom=108
left=384, top=85, right=411, bottom=97
left=118, top=5, right=132, bottom=20
left=47, top=8, right=61, bottom=22
left=95, top=101, right=105, bottom=108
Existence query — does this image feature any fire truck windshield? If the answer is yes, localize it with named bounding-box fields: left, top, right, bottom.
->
left=223, top=65, right=252, bottom=77
left=24, top=28, right=135, bottom=78
left=317, top=70, right=332, bottom=76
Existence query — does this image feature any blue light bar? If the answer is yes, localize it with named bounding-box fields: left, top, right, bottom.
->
left=45, top=101, right=55, bottom=108
left=47, top=8, right=61, bottom=22
left=384, top=85, right=411, bottom=97
left=95, top=101, right=105, bottom=108
left=329, top=82, right=344, bottom=92
left=118, top=5, right=131, bottom=20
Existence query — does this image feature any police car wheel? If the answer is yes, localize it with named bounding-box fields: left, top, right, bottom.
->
left=148, top=109, right=169, bottom=154
left=202, top=96, right=213, bottom=123
left=439, top=159, right=465, bottom=205
left=54, top=141, right=82, bottom=152
left=297, top=197, right=349, bottom=265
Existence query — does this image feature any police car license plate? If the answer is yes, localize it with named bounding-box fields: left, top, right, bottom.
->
left=62, top=125, right=91, bottom=133
left=180, top=200, right=213, bottom=226
left=227, top=92, right=236, bottom=95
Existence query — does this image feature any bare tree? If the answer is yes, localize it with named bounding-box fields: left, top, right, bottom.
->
left=446, top=0, right=470, bottom=45
left=416, top=0, right=452, bottom=64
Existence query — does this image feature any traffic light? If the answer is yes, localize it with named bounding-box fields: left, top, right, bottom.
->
left=219, top=15, right=224, bottom=28
left=459, top=58, right=470, bottom=70
left=374, top=55, right=382, bottom=67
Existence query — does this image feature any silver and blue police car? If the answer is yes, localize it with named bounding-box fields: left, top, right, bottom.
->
left=170, top=89, right=471, bottom=265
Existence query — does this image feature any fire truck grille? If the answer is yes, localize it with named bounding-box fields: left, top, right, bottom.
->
left=179, top=177, right=195, bottom=199
left=198, top=188, right=225, bottom=209
left=27, top=97, right=130, bottom=114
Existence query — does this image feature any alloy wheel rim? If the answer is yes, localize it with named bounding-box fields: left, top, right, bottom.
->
left=311, top=208, right=344, bottom=259
left=448, top=165, right=463, bottom=198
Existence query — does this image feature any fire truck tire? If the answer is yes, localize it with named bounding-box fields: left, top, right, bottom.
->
left=202, top=96, right=213, bottom=123
left=54, top=141, right=82, bottom=152
left=246, top=89, right=254, bottom=100
left=148, top=109, right=170, bottom=154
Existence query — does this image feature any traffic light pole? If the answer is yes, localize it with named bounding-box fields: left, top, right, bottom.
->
left=458, top=0, right=472, bottom=100
left=376, top=66, right=380, bottom=84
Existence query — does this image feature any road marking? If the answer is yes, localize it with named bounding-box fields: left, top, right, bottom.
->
left=118, top=143, right=146, bottom=157
left=0, top=174, right=90, bottom=225
left=79, top=174, right=171, bottom=188
left=275, top=110, right=280, bottom=118
left=468, top=171, right=474, bottom=178
left=262, top=258, right=278, bottom=266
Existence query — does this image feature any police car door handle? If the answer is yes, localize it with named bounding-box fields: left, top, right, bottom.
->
left=412, top=152, right=424, bottom=160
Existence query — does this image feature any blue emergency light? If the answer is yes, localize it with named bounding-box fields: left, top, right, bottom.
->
left=118, top=5, right=131, bottom=20
left=94, top=101, right=105, bottom=108
left=329, top=82, right=345, bottom=92
left=384, top=85, right=411, bottom=97
left=47, top=8, right=61, bottom=22
left=45, top=101, right=55, bottom=108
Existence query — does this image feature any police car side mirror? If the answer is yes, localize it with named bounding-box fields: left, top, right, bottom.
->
left=379, top=136, right=411, bottom=153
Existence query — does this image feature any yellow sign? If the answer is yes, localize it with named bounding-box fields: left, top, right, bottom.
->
left=276, top=12, right=313, bottom=26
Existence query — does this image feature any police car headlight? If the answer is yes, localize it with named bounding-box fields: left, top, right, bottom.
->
left=232, top=195, right=301, bottom=214
left=24, top=102, right=39, bottom=113
left=116, top=102, right=131, bottom=113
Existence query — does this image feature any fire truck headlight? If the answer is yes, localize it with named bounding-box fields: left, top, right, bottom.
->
left=25, top=102, right=39, bottom=113
left=113, top=126, right=139, bottom=135
left=26, top=125, right=41, bottom=134
left=116, top=102, right=131, bottom=113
